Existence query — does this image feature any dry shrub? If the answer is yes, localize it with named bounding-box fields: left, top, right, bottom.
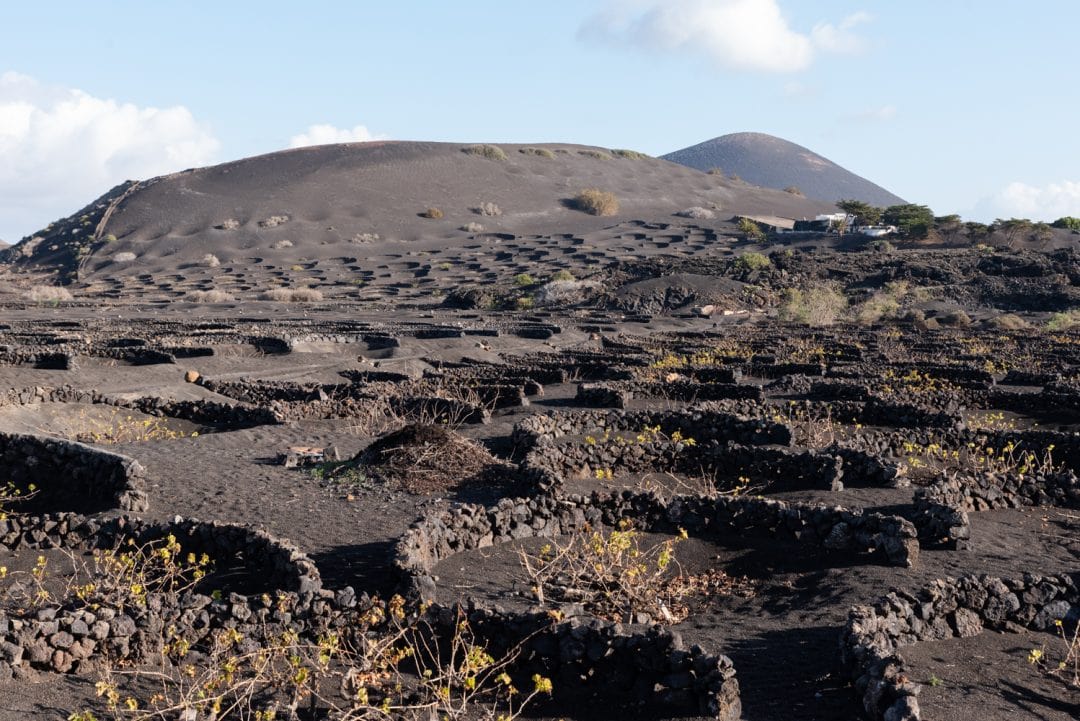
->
left=676, top=207, right=715, bottom=220
left=258, top=214, right=290, bottom=228
left=25, top=285, right=73, bottom=302
left=1047, top=309, right=1080, bottom=331
left=473, top=202, right=502, bottom=217
left=259, top=287, right=324, bottom=302
left=271, top=239, right=294, bottom=249
left=351, top=233, right=380, bottom=244
left=461, top=144, right=507, bottom=161
left=519, top=147, right=556, bottom=159
left=113, top=251, right=137, bottom=263
left=422, top=207, right=445, bottom=219
left=461, top=222, right=484, bottom=233
left=201, top=253, right=220, bottom=268
left=187, top=289, right=234, bottom=303
left=353, top=424, right=502, bottom=494
left=783, top=186, right=804, bottom=196
left=578, top=149, right=612, bottom=161
left=989, top=313, right=1030, bottom=330
left=779, top=285, right=848, bottom=326
left=573, top=189, right=619, bottom=217
left=611, top=149, right=649, bottom=160
left=215, top=218, right=241, bottom=230
left=939, top=309, right=972, bottom=327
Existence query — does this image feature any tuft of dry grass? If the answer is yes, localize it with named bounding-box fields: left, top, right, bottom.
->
left=113, top=251, right=137, bottom=263
left=26, top=285, right=73, bottom=302
left=201, top=253, right=220, bottom=268
left=578, top=149, right=612, bottom=161
left=187, top=289, right=235, bottom=303
left=519, top=147, right=556, bottom=159
left=422, top=207, right=444, bottom=219
left=461, top=222, right=484, bottom=233
left=259, top=287, right=324, bottom=302
left=473, top=202, right=502, bottom=217
left=611, top=148, right=649, bottom=160
left=572, top=189, right=619, bottom=216
left=461, top=144, right=507, bottom=161
left=271, top=239, right=294, bottom=249
left=258, top=214, right=290, bottom=228
left=676, top=207, right=716, bottom=220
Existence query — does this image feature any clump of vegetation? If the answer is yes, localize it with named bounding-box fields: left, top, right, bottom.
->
left=783, top=186, right=804, bottom=196
left=736, top=217, right=765, bottom=241
left=215, top=218, right=241, bottom=230
left=25, top=285, right=73, bottom=302
left=422, top=207, right=445, bottom=219
left=852, top=281, right=909, bottom=324
left=519, top=521, right=754, bottom=625
left=1046, top=309, right=1080, bottom=331
left=676, top=207, right=716, bottom=220
left=989, top=313, right=1030, bottom=330
left=352, top=232, right=379, bottom=244
left=272, top=239, right=294, bottom=249
left=938, top=309, right=972, bottom=327
left=572, top=189, right=619, bottom=216
left=113, top=251, right=137, bottom=263
left=259, top=287, right=324, bottom=302
left=352, top=423, right=503, bottom=494
left=550, top=269, right=574, bottom=282
left=1052, top=216, right=1080, bottom=231
left=461, top=222, right=484, bottom=233
left=778, top=285, right=848, bottom=326
left=883, top=204, right=935, bottom=239
left=707, top=167, right=725, bottom=176
left=473, top=202, right=502, bottom=217
left=836, top=199, right=884, bottom=227
left=577, top=149, right=612, bottom=161
left=513, top=273, right=535, bottom=287
left=519, top=147, right=556, bottom=159
left=200, top=253, right=220, bottom=268
left=611, top=148, right=649, bottom=160
left=1029, top=616, right=1079, bottom=689
left=186, top=289, right=234, bottom=303
left=75, top=408, right=199, bottom=444
left=258, top=214, right=290, bottom=228
left=734, top=251, right=771, bottom=273
left=866, top=239, right=895, bottom=252
left=461, top=144, right=507, bottom=161
left=515, top=295, right=535, bottom=310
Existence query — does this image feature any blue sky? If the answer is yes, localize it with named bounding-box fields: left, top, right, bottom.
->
left=2, top=0, right=1079, bottom=241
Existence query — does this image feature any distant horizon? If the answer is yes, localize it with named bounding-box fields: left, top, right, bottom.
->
left=2, top=1, right=1079, bottom=241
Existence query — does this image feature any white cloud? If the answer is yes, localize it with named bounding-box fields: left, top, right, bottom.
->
left=978, top=180, right=1080, bottom=221
left=581, top=0, right=870, bottom=73
left=852, top=104, right=897, bottom=122
left=0, top=71, right=219, bottom=242
left=288, top=123, right=387, bottom=149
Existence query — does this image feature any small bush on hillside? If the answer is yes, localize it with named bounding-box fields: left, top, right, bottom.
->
left=473, top=202, right=502, bottom=217
left=867, top=239, right=895, bottom=252
left=352, top=233, right=379, bottom=244
left=783, top=186, right=804, bottom=196
left=735, top=252, right=771, bottom=273
left=989, top=313, right=1030, bottom=330
left=611, top=149, right=649, bottom=160
left=707, top=167, right=725, bottom=176
left=1046, top=309, right=1080, bottom=331
left=103, top=234, right=118, bottom=243
left=26, top=285, right=73, bottom=302
left=258, top=214, right=290, bottom=228
left=215, top=218, right=241, bottom=230
left=113, top=251, right=137, bottom=263
left=550, top=269, right=574, bottom=281
left=737, top=217, right=765, bottom=242
left=578, top=149, right=612, bottom=161
left=515, top=295, right=535, bottom=310
left=852, top=281, right=909, bottom=324
left=422, top=207, right=444, bottom=219
left=513, top=273, right=535, bottom=287
left=272, top=239, right=295, bottom=249
left=779, top=285, right=848, bottom=326
left=1052, top=216, right=1080, bottom=230
left=187, top=289, right=234, bottom=303
left=519, top=147, right=556, bottom=159
left=676, top=207, right=716, bottom=220
left=259, top=287, right=324, bottom=302
left=573, top=189, right=619, bottom=216
left=461, top=222, right=484, bottom=233
left=938, top=309, right=972, bottom=327
left=201, top=253, right=220, bottom=268
left=461, top=144, right=507, bottom=161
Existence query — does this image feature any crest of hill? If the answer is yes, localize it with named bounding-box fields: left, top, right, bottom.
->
left=662, top=132, right=905, bottom=208
left=3, top=141, right=835, bottom=282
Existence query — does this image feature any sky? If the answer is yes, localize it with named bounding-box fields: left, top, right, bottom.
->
left=1, top=0, right=1079, bottom=242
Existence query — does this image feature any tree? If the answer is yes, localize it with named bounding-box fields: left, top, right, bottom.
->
left=934, top=214, right=963, bottom=243
left=990, top=217, right=1033, bottom=246
left=836, top=199, right=883, bottom=227
left=1052, top=216, right=1080, bottom=230
left=964, top=221, right=990, bottom=241
left=883, top=204, right=935, bottom=239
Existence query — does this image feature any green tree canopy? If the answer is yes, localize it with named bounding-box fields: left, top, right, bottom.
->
left=1052, top=216, right=1080, bottom=230
left=836, top=199, right=883, bottom=227
left=883, top=204, right=935, bottom=238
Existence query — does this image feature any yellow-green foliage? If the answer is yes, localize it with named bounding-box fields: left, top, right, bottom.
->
left=737, top=217, right=766, bottom=241
left=779, top=285, right=848, bottom=326
left=611, top=149, right=649, bottom=160
left=1047, top=309, right=1080, bottom=331
left=422, top=207, right=444, bottom=219
left=734, top=252, right=771, bottom=272
left=519, top=147, right=556, bottom=159
left=578, top=149, right=612, bottom=161
left=573, top=189, right=619, bottom=216
left=461, top=144, right=507, bottom=161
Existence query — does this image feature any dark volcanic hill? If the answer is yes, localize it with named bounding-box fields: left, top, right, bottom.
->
left=1, top=141, right=834, bottom=285
left=662, top=132, right=905, bottom=207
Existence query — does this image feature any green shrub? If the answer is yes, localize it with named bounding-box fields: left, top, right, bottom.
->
left=578, top=149, right=612, bottom=161
left=1052, top=216, right=1080, bottom=230
left=867, top=239, right=895, bottom=252
left=779, top=285, right=848, bottom=326
left=520, top=147, right=556, bottom=159
left=1046, top=309, right=1080, bottom=331
left=611, top=149, right=649, bottom=160
left=573, top=189, right=619, bottom=216
left=734, top=252, right=771, bottom=273
left=513, top=273, right=535, bottom=287
left=737, top=218, right=766, bottom=242
left=515, top=295, right=535, bottom=310
left=461, top=144, right=507, bottom=161
left=550, top=269, right=574, bottom=282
